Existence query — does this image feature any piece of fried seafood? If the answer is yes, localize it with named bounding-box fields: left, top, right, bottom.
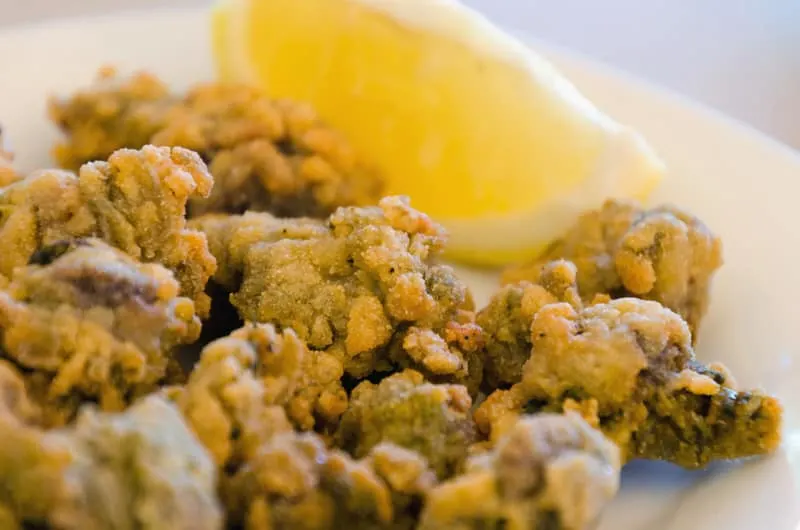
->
left=168, top=323, right=347, bottom=461
left=336, top=370, right=476, bottom=479
left=190, top=196, right=485, bottom=394
left=0, top=394, right=222, bottom=530
left=0, top=239, right=200, bottom=427
left=227, top=436, right=437, bottom=530
left=0, top=145, right=216, bottom=314
left=50, top=69, right=384, bottom=218
left=48, top=67, right=175, bottom=170
left=419, top=412, right=620, bottom=530
left=503, top=199, right=722, bottom=338
left=478, top=259, right=584, bottom=389
left=166, top=324, right=436, bottom=530
left=475, top=298, right=782, bottom=469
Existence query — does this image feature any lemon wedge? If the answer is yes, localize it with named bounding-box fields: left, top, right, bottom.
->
left=212, top=0, right=666, bottom=266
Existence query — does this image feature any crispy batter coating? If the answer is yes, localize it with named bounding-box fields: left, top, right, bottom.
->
left=49, top=67, right=174, bottom=170
left=0, top=359, right=41, bottom=424
left=0, top=239, right=200, bottom=426
left=475, top=298, right=782, bottom=468
left=0, top=145, right=216, bottom=314
left=51, top=70, right=384, bottom=218
left=0, top=395, right=222, bottom=530
left=418, top=412, right=620, bottom=530
left=170, top=327, right=435, bottom=529
left=503, top=199, right=723, bottom=337
left=337, top=370, right=477, bottom=479
left=170, top=324, right=347, bottom=467
left=478, top=260, right=583, bottom=388
left=190, top=211, right=326, bottom=292
left=227, top=435, right=436, bottom=530
left=153, top=84, right=383, bottom=217
left=191, top=197, right=484, bottom=392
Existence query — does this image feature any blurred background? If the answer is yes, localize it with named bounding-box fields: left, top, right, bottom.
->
left=4, top=0, right=797, bottom=149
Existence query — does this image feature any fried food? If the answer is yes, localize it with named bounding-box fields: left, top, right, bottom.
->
left=49, top=67, right=174, bottom=170
left=503, top=199, right=723, bottom=337
left=336, top=370, right=476, bottom=479
left=419, top=412, right=620, bottom=530
left=169, top=324, right=347, bottom=466
left=169, top=326, right=436, bottom=530
left=0, top=359, right=41, bottom=425
left=0, top=239, right=200, bottom=426
left=0, top=395, right=222, bottom=530
left=227, top=435, right=436, bottom=530
left=50, top=70, right=384, bottom=218
left=478, top=260, right=583, bottom=388
left=0, top=145, right=216, bottom=314
left=191, top=196, right=485, bottom=392
left=475, top=298, right=782, bottom=468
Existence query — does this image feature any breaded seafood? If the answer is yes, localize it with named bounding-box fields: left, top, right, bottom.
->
left=478, top=260, right=583, bottom=388
left=419, top=412, right=620, bottom=530
left=0, top=395, right=222, bottom=530
left=0, top=239, right=200, bottom=426
left=0, top=145, right=216, bottom=314
left=169, top=326, right=437, bottom=530
left=50, top=69, right=384, bottom=218
left=475, top=298, right=782, bottom=468
left=337, top=369, right=476, bottom=479
left=190, top=196, right=485, bottom=393
left=503, top=199, right=723, bottom=337
left=227, top=434, right=437, bottom=530
left=169, top=323, right=347, bottom=461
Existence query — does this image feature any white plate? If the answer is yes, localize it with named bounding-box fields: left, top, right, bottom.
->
left=1, top=8, right=799, bottom=530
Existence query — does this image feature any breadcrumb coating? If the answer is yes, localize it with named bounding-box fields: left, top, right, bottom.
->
left=153, top=84, right=384, bottom=217
left=337, top=370, right=477, bottom=479
left=0, top=359, right=41, bottom=425
left=0, top=145, right=216, bottom=315
left=478, top=260, right=582, bottom=388
left=0, top=395, right=222, bottom=530
left=419, top=412, right=620, bottom=530
left=170, top=323, right=347, bottom=467
left=49, top=67, right=173, bottom=170
left=50, top=70, right=384, bottom=218
left=0, top=239, right=200, bottom=426
left=227, top=435, right=436, bottom=530
left=475, top=298, right=783, bottom=468
left=191, top=196, right=484, bottom=392
left=170, top=327, right=436, bottom=530
left=503, top=199, right=722, bottom=337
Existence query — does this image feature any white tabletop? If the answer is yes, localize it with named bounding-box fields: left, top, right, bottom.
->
left=2, top=0, right=798, bottom=150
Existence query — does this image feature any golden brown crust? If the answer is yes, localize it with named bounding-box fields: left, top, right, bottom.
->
left=478, top=260, right=582, bottom=388
left=503, top=199, right=723, bottom=338
left=418, top=412, right=620, bottom=530
left=0, top=239, right=200, bottom=426
left=193, top=197, right=484, bottom=392
left=227, top=434, right=436, bottom=530
left=153, top=84, right=384, bottom=217
left=170, top=323, right=347, bottom=460
left=170, top=327, right=436, bottom=530
left=336, top=370, right=476, bottom=479
left=0, top=395, right=222, bottom=530
left=475, top=298, right=782, bottom=468
left=0, top=145, right=216, bottom=315
left=50, top=71, right=384, bottom=218
left=49, top=67, right=174, bottom=170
